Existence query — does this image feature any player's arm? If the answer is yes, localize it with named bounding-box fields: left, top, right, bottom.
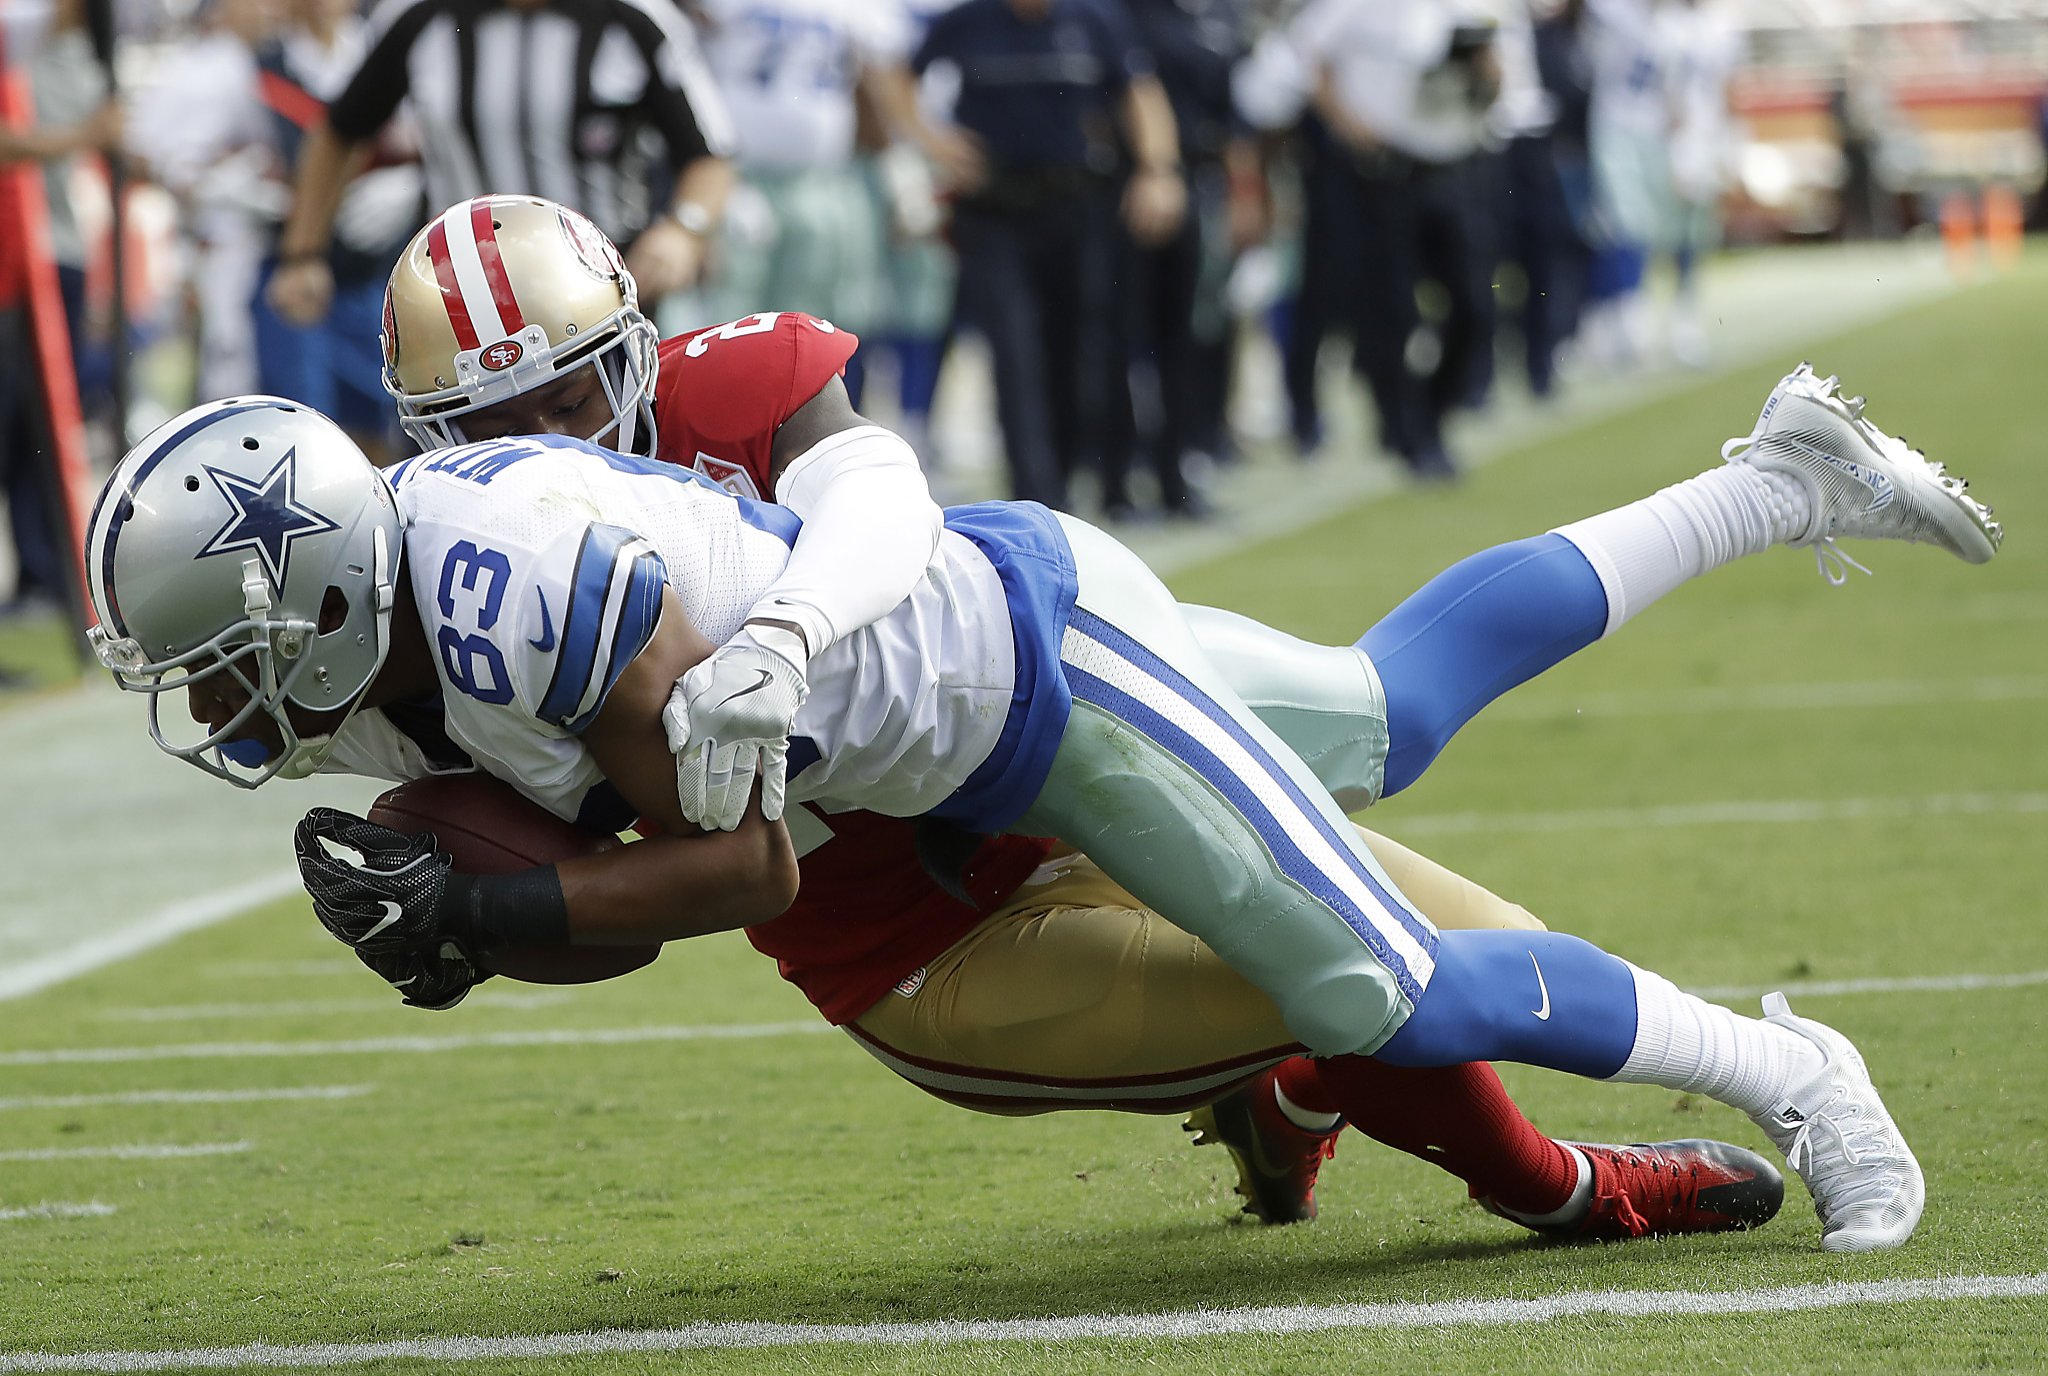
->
left=570, top=587, right=800, bottom=940
left=757, top=374, right=943, bottom=656
left=668, top=372, right=943, bottom=831
left=297, top=588, right=799, bottom=975
left=268, top=6, right=418, bottom=323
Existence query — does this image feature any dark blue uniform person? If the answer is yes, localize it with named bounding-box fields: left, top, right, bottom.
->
left=915, top=0, right=1184, bottom=512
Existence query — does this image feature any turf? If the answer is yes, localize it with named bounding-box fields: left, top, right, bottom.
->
left=0, top=611, right=84, bottom=695
left=2, top=260, right=2046, bottom=1372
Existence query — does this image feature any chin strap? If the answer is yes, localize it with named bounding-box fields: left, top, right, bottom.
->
left=279, top=522, right=399, bottom=781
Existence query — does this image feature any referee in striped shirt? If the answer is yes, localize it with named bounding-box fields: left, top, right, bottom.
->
left=269, top=0, right=734, bottom=327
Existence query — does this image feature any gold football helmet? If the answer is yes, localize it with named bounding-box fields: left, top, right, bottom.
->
left=382, top=195, right=660, bottom=452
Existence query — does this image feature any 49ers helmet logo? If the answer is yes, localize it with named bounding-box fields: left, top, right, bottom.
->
left=380, top=288, right=399, bottom=368
left=558, top=207, right=626, bottom=282
left=480, top=339, right=524, bottom=371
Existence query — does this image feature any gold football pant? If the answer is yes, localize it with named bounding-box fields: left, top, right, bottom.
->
left=847, top=825, right=1541, bottom=1115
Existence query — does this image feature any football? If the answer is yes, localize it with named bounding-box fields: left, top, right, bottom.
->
left=366, top=773, right=661, bottom=985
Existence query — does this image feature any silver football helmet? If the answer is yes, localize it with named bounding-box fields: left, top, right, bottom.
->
left=85, top=397, right=403, bottom=787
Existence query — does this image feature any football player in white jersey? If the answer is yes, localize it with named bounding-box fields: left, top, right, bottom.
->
left=88, top=368, right=2001, bottom=1247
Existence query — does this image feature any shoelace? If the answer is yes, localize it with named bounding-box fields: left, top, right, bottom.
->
left=1295, top=1132, right=1339, bottom=1191
left=1811, top=542, right=1874, bottom=587
left=1721, top=384, right=1881, bottom=588
left=1779, top=1088, right=1898, bottom=1219
left=1590, top=1148, right=1705, bottom=1236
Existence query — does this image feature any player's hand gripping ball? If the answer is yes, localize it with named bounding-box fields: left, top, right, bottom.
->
left=293, top=808, right=457, bottom=953
left=366, top=775, right=659, bottom=985
left=354, top=942, right=484, bottom=1011
left=292, top=807, right=486, bottom=1010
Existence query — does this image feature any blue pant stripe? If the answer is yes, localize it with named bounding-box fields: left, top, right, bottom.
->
left=1064, top=659, right=1426, bottom=1007
left=1069, top=607, right=1440, bottom=959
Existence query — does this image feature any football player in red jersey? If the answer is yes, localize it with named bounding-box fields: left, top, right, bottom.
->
left=357, top=194, right=1793, bottom=1241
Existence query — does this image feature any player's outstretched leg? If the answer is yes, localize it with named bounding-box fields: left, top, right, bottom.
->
left=1373, top=927, right=1923, bottom=1252
left=1229, top=1056, right=1785, bottom=1240
left=1361, top=363, right=2002, bottom=795
left=1184, top=1064, right=1342, bottom=1224
left=1014, top=514, right=1441, bottom=1060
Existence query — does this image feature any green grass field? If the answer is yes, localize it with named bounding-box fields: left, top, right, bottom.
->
left=2, top=262, right=2046, bottom=1373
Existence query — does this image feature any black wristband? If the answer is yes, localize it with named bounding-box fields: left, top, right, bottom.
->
left=440, top=865, right=572, bottom=949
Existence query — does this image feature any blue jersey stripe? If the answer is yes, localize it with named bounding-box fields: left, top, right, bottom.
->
left=1062, top=658, right=1426, bottom=1008
left=539, top=523, right=642, bottom=728
left=567, top=547, right=668, bottom=735
left=1069, top=607, right=1440, bottom=959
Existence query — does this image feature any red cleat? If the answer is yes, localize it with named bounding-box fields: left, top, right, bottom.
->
left=1184, top=1069, right=1342, bottom=1225
left=1486, top=1139, right=1785, bottom=1240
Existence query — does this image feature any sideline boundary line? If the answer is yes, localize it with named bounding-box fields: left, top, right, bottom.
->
left=0, top=874, right=306, bottom=1004
left=1, top=1272, right=2041, bottom=1370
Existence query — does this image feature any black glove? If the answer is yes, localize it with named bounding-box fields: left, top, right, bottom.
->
left=354, top=942, right=489, bottom=1011
left=294, top=808, right=457, bottom=953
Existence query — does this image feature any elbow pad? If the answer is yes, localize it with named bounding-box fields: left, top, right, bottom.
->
left=751, top=425, right=942, bottom=655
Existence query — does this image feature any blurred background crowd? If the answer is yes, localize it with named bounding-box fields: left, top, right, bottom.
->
left=3, top=0, right=2046, bottom=631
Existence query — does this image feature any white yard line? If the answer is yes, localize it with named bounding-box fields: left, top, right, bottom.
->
left=0, top=1023, right=831, bottom=1067
left=101, top=992, right=573, bottom=1022
left=0, top=1202, right=115, bottom=1222
left=0, top=1272, right=2040, bottom=1370
left=0, top=1142, right=249, bottom=1163
left=1488, top=674, right=2048, bottom=721
left=1690, top=970, right=2048, bottom=1002
left=0, top=1086, right=371, bottom=1113
left=2, top=965, right=2040, bottom=1067
left=204, top=961, right=366, bottom=979
left=1389, top=791, right=2048, bottom=838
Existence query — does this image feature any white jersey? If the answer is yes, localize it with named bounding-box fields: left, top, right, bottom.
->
left=697, top=0, right=911, bottom=171
left=351, top=435, right=1017, bottom=824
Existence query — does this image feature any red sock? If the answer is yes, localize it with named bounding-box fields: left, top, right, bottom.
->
left=1304, top=1058, right=1579, bottom=1215
left=1272, top=1056, right=1343, bottom=1117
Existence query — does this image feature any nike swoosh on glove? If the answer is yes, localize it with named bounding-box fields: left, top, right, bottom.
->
left=294, top=808, right=457, bottom=952
left=354, top=942, right=488, bottom=1011
left=662, top=623, right=811, bottom=832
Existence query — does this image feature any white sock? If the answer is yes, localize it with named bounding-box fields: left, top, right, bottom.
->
left=1491, top=1145, right=1594, bottom=1228
left=1273, top=1080, right=1343, bottom=1133
left=1552, top=466, right=1812, bottom=637
left=1608, top=964, right=1822, bottom=1117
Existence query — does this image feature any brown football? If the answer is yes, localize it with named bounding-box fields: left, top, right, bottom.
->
left=366, top=773, right=660, bottom=985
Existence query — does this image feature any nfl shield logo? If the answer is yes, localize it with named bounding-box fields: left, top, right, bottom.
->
left=692, top=452, right=761, bottom=499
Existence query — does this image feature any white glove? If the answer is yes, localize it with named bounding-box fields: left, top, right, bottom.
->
left=662, top=623, right=811, bottom=831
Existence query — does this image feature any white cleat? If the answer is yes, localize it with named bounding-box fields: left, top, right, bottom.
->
left=1750, top=992, right=1925, bottom=1253
left=1723, top=363, right=2002, bottom=583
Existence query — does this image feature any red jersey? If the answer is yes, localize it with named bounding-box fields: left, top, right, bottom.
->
left=649, top=312, right=1056, bottom=1024
left=653, top=311, right=859, bottom=500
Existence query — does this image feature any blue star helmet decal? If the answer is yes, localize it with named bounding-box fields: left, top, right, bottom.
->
left=197, top=447, right=340, bottom=586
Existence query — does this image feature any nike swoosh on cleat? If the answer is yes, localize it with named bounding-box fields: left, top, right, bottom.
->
left=714, top=669, right=774, bottom=710
left=1529, top=951, right=1552, bottom=1021
left=1779, top=437, right=1896, bottom=512
left=362, top=901, right=406, bottom=944
left=528, top=588, right=557, bottom=653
